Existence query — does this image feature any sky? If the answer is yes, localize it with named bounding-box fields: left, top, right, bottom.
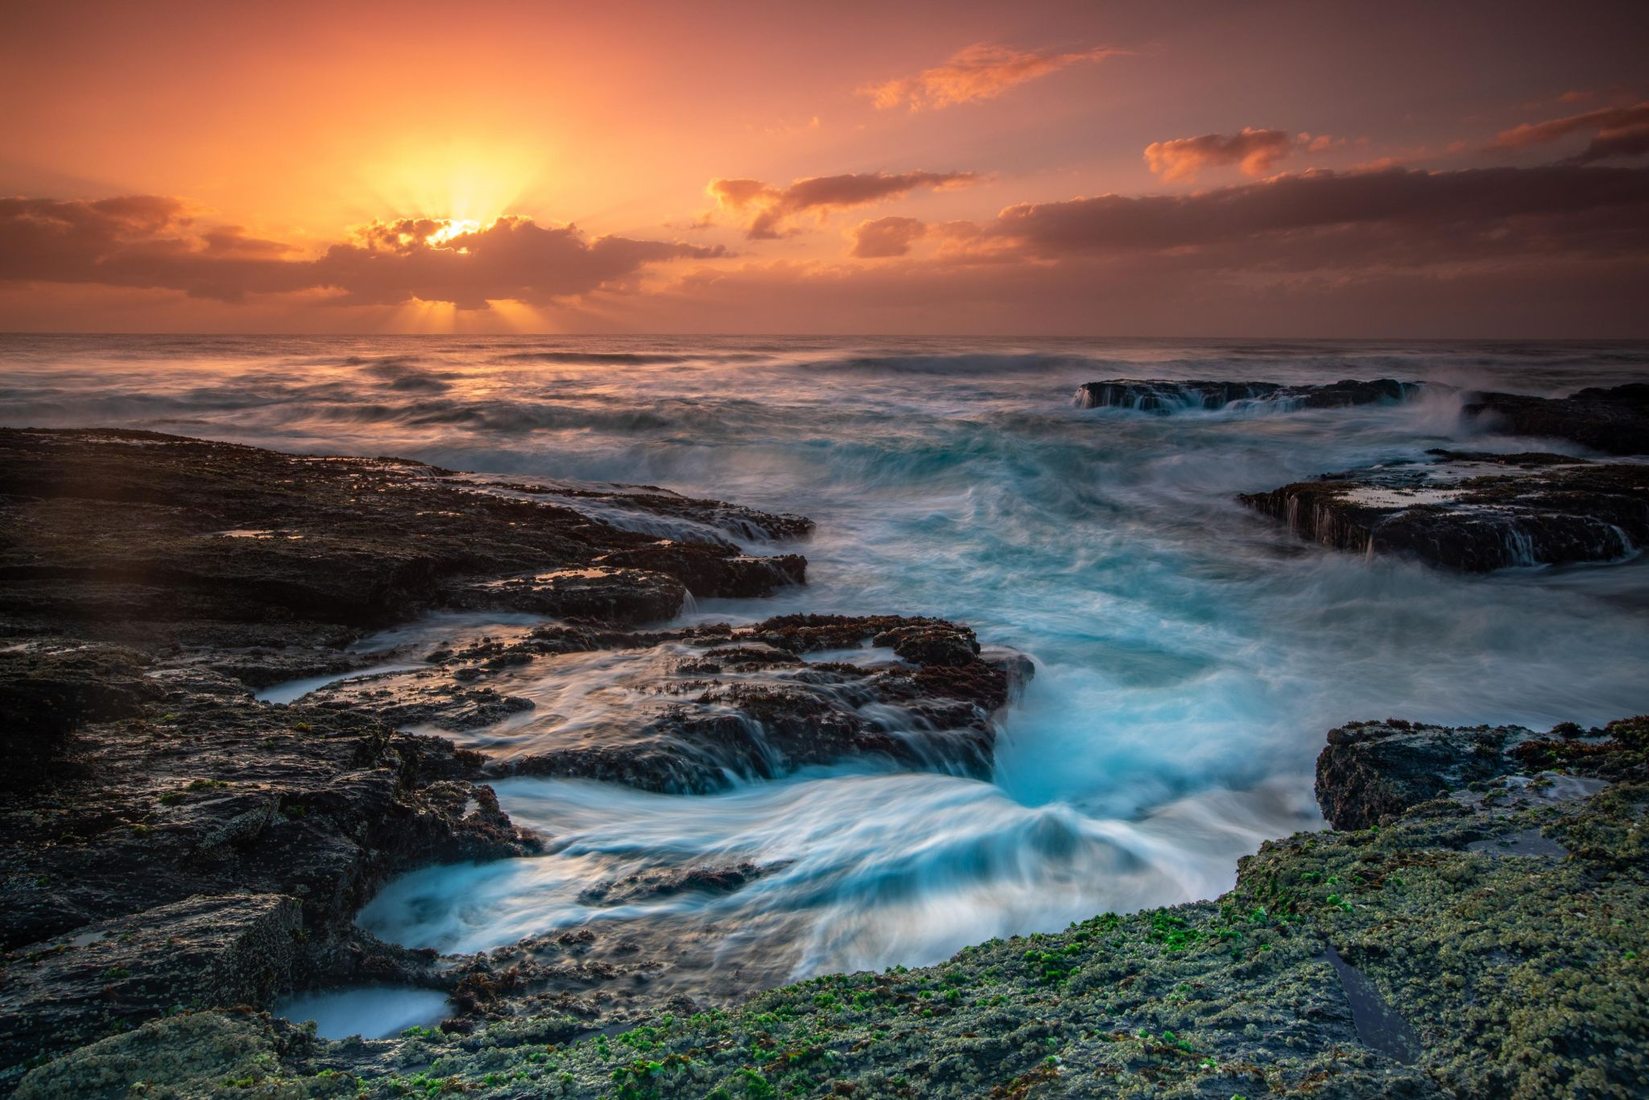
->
left=3, top=0, right=1647, bottom=336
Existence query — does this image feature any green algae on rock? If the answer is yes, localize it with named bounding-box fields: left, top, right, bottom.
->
left=18, top=717, right=1645, bottom=1098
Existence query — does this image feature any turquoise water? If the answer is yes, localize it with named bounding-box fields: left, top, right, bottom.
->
left=7, top=334, right=1648, bottom=995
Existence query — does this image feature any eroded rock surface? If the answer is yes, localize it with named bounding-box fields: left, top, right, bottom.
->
left=304, top=614, right=1032, bottom=793
left=1074, top=377, right=1423, bottom=412
left=0, top=640, right=537, bottom=1084
left=1240, top=449, right=1649, bottom=570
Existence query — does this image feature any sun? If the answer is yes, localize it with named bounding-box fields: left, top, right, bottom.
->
left=426, top=218, right=482, bottom=246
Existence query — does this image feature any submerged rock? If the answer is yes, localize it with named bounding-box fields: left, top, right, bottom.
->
left=1462, top=382, right=1649, bottom=456
left=1239, top=449, right=1649, bottom=570
left=1074, top=377, right=1423, bottom=412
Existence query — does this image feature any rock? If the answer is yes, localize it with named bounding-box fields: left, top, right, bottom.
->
left=460, top=566, right=689, bottom=624
left=1314, top=719, right=1543, bottom=829
left=1074, top=378, right=1423, bottom=412
left=0, top=894, right=303, bottom=1075
left=0, top=428, right=809, bottom=639
left=0, top=680, right=536, bottom=951
left=20, top=713, right=1649, bottom=1098
left=1462, top=382, right=1649, bottom=455
left=313, top=614, right=1031, bottom=794
left=0, top=643, right=160, bottom=789
left=1239, top=450, right=1649, bottom=570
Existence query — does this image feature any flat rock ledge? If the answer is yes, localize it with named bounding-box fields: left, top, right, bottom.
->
left=0, top=428, right=810, bottom=642
left=1073, top=378, right=1424, bottom=412
left=1240, top=449, right=1649, bottom=571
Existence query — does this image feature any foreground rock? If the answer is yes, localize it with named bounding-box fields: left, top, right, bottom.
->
left=0, top=429, right=818, bottom=1087
left=1240, top=449, right=1649, bottom=570
left=304, top=613, right=1031, bottom=793
left=1463, top=382, right=1649, bottom=456
left=0, top=641, right=537, bottom=1082
left=1074, top=377, right=1423, bottom=412
left=23, top=716, right=1644, bottom=1098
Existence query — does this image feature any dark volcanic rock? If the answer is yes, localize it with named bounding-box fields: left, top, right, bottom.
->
left=308, top=614, right=1032, bottom=794
left=0, top=638, right=537, bottom=1082
left=1463, top=382, right=1649, bottom=456
left=1314, top=719, right=1544, bottom=829
left=0, top=428, right=808, bottom=638
left=1074, top=378, right=1422, bottom=413
left=0, top=894, right=304, bottom=1076
left=1239, top=450, right=1649, bottom=571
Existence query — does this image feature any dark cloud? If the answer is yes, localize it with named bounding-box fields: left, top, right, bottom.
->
left=991, top=166, right=1649, bottom=266
left=0, top=198, right=724, bottom=308
left=708, top=171, right=975, bottom=239
left=1486, top=102, right=1649, bottom=162
left=848, top=216, right=927, bottom=258
left=1143, top=128, right=1293, bottom=181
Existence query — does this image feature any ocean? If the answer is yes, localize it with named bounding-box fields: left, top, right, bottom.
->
left=6, top=333, right=1648, bottom=1014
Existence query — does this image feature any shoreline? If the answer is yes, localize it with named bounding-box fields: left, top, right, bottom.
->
left=2, top=427, right=1646, bottom=1097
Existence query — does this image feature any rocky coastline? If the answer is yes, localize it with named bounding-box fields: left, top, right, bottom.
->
left=3, top=426, right=1646, bottom=1097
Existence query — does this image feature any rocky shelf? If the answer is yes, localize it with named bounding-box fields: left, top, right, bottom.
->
left=12, top=708, right=1645, bottom=1098
left=4, top=429, right=1646, bottom=1098
left=1240, top=449, right=1649, bottom=571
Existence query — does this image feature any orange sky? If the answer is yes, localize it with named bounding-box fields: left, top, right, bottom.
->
left=3, top=0, right=1648, bottom=335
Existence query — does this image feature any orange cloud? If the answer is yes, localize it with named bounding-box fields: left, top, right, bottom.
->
left=849, top=216, right=926, bottom=258
left=1486, top=101, right=1649, bottom=163
left=708, top=171, right=975, bottom=239
left=0, top=198, right=723, bottom=308
left=862, top=43, right=1121, bottom=111
left=1144, top=128, right=1293, bottom=181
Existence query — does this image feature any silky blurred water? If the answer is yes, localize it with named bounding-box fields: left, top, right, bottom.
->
left=7, top=334, right=1648, bottom=994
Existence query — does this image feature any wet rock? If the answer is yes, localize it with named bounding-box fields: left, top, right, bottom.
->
left=0, top=428, right=808, bottom=643
left=1314, top=719, right=1545, bottom=829
left=459, top=566, right=688, bottom=624
left=0, top=894, right=303, bottom=1074
left=1462, top=382, right=1649, bottom=455
left=0, top=642, right=160, bottom=789
left=22, top=713, right=1649, bottom=1098
left=1074, top=378, right=1423, bottom=412
left=593, top=544, right=807, bottom=599
left=576, top=862, right=774, bottom=906
left=0, top=680, right=533, bottom=949
left=313, top=614, right=1029, bottom=794
left=1239, top=450, right=1649, bottom=570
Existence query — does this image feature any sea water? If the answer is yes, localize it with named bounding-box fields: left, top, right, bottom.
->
left=6, top=334, right=1647, bottom=1019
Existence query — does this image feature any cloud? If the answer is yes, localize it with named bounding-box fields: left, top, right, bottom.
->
left=708, top=171, right=975, bottom=239
left=849, top=216, right=926, bottom=258
left=862, top=43, right=1122, bottom=111
left=0, top=198, right=724, bottom=308
left=1485, top=101, right=1649, bottom=163
left=1144, top=128, right=1294, bottom=181
left=989, top=165, right=1649, bottom=269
